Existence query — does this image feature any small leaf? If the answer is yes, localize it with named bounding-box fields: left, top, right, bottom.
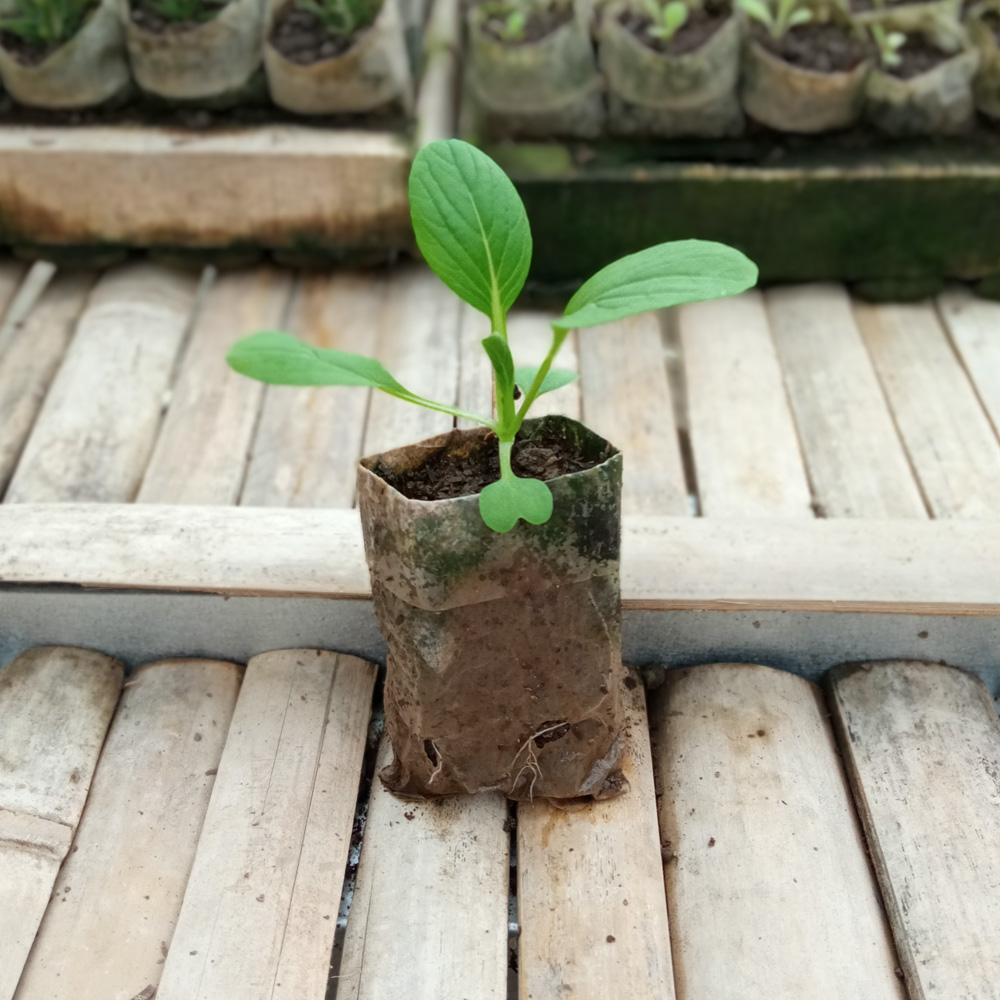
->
left=788, top=8, right=812, bottom=25
left=735, top=0, right=773, bottom=24
left=664, top=1, right=689, bottom=32
left=227, top=332, right=405, bottom=391
left=514, top=365, right=580, bottom=396
left=559, top=240, right=758, bottom=331
left=481, top=333, right=515, bottom=402
left=409, top=139, right=532, bottom=329
left=479, top=476, right=554, bottom=533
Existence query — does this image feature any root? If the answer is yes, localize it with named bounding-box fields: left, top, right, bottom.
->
left=510, top=722, right=569, bottom=801
left=425, top=740, right=443, bottom=787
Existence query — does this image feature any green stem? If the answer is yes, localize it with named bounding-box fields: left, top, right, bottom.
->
left=498, top=439, right=514, bottom=479
left=512, top=325, right=569, bottom=432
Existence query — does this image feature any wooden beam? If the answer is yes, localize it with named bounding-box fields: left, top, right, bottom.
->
left=2, top=505, right=1000, bottom=615
left=0, top=127, right=411, bottom=250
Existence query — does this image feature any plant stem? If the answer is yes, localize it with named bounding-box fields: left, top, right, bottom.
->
left=498, top=439, right=515, bottom=479
left=513, top=325, right=569, bottom=431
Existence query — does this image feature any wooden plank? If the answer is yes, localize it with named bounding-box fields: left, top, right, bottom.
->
left=0, top=127, right=411, bottom=249
left=13, top=659, right=242, bottom=1000
left=579, top=314, right=687, bottom=515
left=6, top=504, right=1000, bottom=615
left=139, top=268, right=293, bottom=505
left=157, top=650, right=376, bottom=1000
left=517, top=669, right=675, bottom=1000
left=338, top=738, right=509, bottom=1000
left=361, top=267, right=461, bottom=457
left=0, top=272, right=96, bottom=497
left=508, top=309, right=581, bottom=420
left=652, top=662, right=904, bottom=1000
left=414, top=0, right=460, bottom=149
left=766, top=284, right=926, bottom=519
left=937, top=288, right=1000, bottom=441
left=456, top=301, right=493, bottom=429
left=829, top=660, right=1000, bottom=1000
left=855, top=300, right=1000, bottom=519
left=678, top=293, right=813, bottom=518
left=0, top=259, right=31, bottom=350
left=0, top=646, right=123, bottom=1000
left=4, top=263, right=200, bottom=504
left=241, top=272, right=382, bottom=508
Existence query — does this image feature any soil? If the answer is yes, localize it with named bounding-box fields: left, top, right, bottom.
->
left=620, top=6, right=729, bottom=57
left=756, top=21, right=873, bottom=73
left=886, top=37, right=955, bottom=79
left=269, top=3, right=362, bottom=64
left=372, top=421, right=605, bottom=501
left=0, top=31, right=64, bottom=67
left=130, top=0, right=228, bottom=33
left=852, top=0, right=935, bottom=10
left=480, top=3, right=573, bottom=45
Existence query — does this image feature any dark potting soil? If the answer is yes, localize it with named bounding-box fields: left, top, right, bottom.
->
left=0, top=31, right=64, bottom=67
left=886, top=37, right=956, bottom=79
left=480, top=3, right=573, bottom=45
left=373, top=423, right=604, bottom=501
left=756, top=21, right=873, bottom=73
left=269, top=4, right=360, bottom=64
left=130, top=0, right=228, bottom=33
left=620, top=6, right=728, bottom=57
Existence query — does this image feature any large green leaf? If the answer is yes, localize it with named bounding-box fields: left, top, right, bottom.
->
left=479, top=476, right=554, bottom=533
left=558, top=240, right=758, bottom=330
left=514, top=365, right=579, bottom=397
left=482, top=333, right=515, bottom=402
left=227, top=332, right=406, bottom=391
left=409, top=139, right=532, bottom=329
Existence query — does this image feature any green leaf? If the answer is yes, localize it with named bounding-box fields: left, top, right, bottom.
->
left=735, top=0, right=773, bottom=24
left=558, top=240, right=758, bottom=330
left=787, top=7, right=812, bottom=25
left=664, top=1, right=689, bottom=32
left=481, top=333, right=515, bottom=402
left=479, top=476, right=554, bottom=533
left=409, top=139, right=532, bottom=330
left=227, top=332, right=406, bottom=391
left=514, top=365, right=579, bottom=396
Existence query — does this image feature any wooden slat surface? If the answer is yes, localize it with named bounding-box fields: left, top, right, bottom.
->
left=456, top=301, right=493, bottom=428
left=157, top=649, right=375, bottom=1000
left=829, top=660, right=1000, bottom=1000
left=508, top=310, right=581, bottom=420
left=855, top=300, right=1000, bottom=518
left=139, top=269, right=293, bottom=505
left=0, top=647, right=123, bottom=1000
left=241, top=272, right=381, bottom=508
left=679, top=294, right=813, bottom=518
left=766, top=284, right=926, bottom=519
left=5, top=264, right=200, bottom=504
left=14, top=659, right=241, bottom=1000
left=517, top=670, right=675, bottom=1000
left=338, top=739, right=509, bottom=1000
left=938, top=289, right=1000, bottom=440
left=0, top=272, right=95, bottom=497
left=579, top=314, right=688, bottom=515
left=652, top=662, right=904, bottom=1000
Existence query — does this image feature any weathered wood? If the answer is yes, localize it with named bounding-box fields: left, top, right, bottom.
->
left=0, top=646, right=123, bottom=1000
left=338, top=739, right=509, bottom=1000
left=508, top=310, right=581, bottom=420
left=0, top=272, right=96, bottom=497
left=937, top=288, right=1000, bottom=441
left=0, top=127, right=412, bottom=249
left=517, top=669, right=675, bottom=1000
left=241, top=272, right=382, bottom=508
left=157, top=650, right=375, bottom=1000
left=361, top=267, right=461, bottom=456
left=578, top=314, right=687, bottom=517
left=13, top=659, right=242, bottom=1000
left=855, top=300, right=1000, bottom=519
left=5, top=264, right=200, bottom=503
left=829, top=660, right=1000, bottom=1000
left=456, top=301, right=493, bottom=429
left=414, top=0, right=461, bottom=149
left=652, top=662, right=904, bottom=1000
left=766, top=284, right=926, bottom=519
left=139, top=268, right=293, bottom=505
left=679, top=293, right=813, bottom=518
left=5, top=504, right=1000, bottom=614
left=0, top=259, right=31, bottom=351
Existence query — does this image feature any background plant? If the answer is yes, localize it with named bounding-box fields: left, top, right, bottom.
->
left=293, top=0, right=378, bottom=37
left=477, top=0, right=552, bottom=43
left=228, top=139, right=757, bottom=533
left=142, top=0, right=220, bottom=24
left=870, top=21, right=905, bottom=65
left=643, top=0, right=690, bottom=42
left=736, top=0, right=812, bottom=38
left=0, top=0, right=93, bottom=47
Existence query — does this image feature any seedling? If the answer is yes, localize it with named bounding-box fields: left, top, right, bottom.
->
left=643, top=0, right=690, bottom=41
left=0, top=0, right=93, bottom=47
left=228, top=140, right=757, bottom=532
left=477, top=0, right=552, bottom=43
left=143, top=0, right=221, bottom=23
left=736, top=0, right=812, bottom=39
left=293, top=0, right=378, bottom=37
left=870, top=21, right=905, bottom=65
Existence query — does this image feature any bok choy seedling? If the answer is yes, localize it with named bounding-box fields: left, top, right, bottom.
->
left=227, top=139, right=757, bottom=532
